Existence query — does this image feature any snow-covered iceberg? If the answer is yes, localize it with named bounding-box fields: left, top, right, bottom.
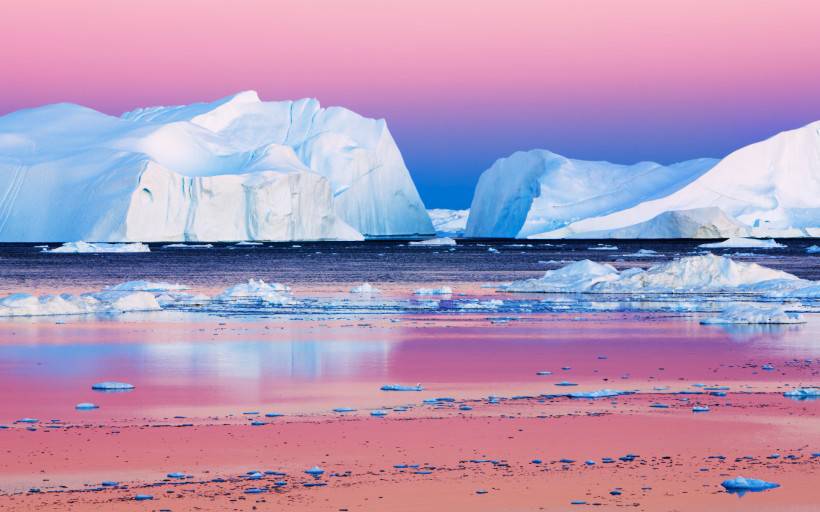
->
left=428, top=209, right=469, bottom=237
left=0, top=291, right=160, bottom=317
left=700, top=305, right=805, bottom=324
left=698, top=237, right=786, bottom=249
left=0, top=91, right=433, bottom=241
left=44, top=242, right=150, bottom=253
left=467, top=121, right=820, bottom=238
left=501, top=254, right=818, bottom=295
left=215, top=279, right=295, bottom=304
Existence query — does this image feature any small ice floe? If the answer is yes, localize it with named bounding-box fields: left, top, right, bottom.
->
left=215, top=279, right=294, bottom=305
left=264, top=412, right=283, bottom=418
left=701, top=305, right=805, bottom=325
left=555, top=381, right=578, bottom=387
left=588, top=244, right=618, bottom=251
left=381, top=384, right=423, bottom=392
left=536, top=370, right=552, bottom=376
left=692, top=406, right=710, bottom=413
left=244, top=488, right=266, bottom=494
left=350, top=282, right=380, bottom=294
left=409, top=237, right=457, bottom=247
left=0, top=290, right=161, bottom=317
left=305, top=466, right=325, bottom=478
left=75, top=403, right=99, bottom=410
left=134, top=494, right=154, bottom=501
left=161, top=243, right=214, bottom=249
left=721, top=476, right=780, bottom=494
left=91, top=381, right=135, bottom=391
left=807, top=245, right=820, bottom=254
left=101, top=481, right=119, bottom=487
left=699, top=238, right=785, bottom=249
left=568, top=389, right=631, bottom=399
left=783, top=388, right=819, bottom=399
left=413, top=286, right=453, bottom=296
left=235, top=241, right=264, bottom=246
left=487, top=247, right=499, bottom=253
left=761, top=363, right=775, bottom=371
left=622, top=249, right=658, bottom=258
left=333, top=407, right=356, bottom=413
left=166, top=472, right=187, bottom=479
left=44, top=241, right=151, bottom=253
left=370, top=410, right=388, bottom=417
left=15, top=418, right=38, bottom=424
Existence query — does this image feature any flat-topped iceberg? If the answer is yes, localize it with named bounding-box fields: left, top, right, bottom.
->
left=0, top=290, right=161, bottom=317
left=701, top=305, right=805, bottom=325
left=409, top=237, right=457, bottom=246
left=698, top=237, right=786, bottom=249
left=44, top=242, right=150, bottom=253
left=0, top=91, right=433, bottom=241
left=501, top=254, right=817, bottom=295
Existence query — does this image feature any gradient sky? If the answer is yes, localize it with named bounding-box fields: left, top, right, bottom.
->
left=3, top=0, right=820, bottom=208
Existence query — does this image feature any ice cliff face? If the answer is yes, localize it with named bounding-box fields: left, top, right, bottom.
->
left=467, top=121, right=820, bottom=238
left=0, top=91, right=433, bottom=241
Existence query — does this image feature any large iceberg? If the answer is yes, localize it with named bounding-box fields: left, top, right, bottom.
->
left=427, top=209, right=469, bottom=237
left=467, top=121, right=820, bottom=238
left=0, top=91, right=433, bottom=241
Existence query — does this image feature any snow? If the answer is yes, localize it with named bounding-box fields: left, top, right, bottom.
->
left=409, top=237, right=457, bottom=246
left=215, top=279, right=295, bottom=304
left=414, top=286, right=453, bottom=295
left=700, top=305, right=805, bottom=324
left=0, top=290, right=161, bottom=317
left=0, top=91, right=433, bottom=242
left=721, top=477, right=780, bottom=492
left=44, top=242, right=150, bottom=253
left=427, top=209, right=469, bottom=236
left=501, top=254, right=816, bottom=294
left=467, top=121, right=820, bottom=239
left=698, top=237, right=786, bottom=249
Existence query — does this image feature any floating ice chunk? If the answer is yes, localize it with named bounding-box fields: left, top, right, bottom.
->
left=235, top=241, right=264, bottom=246
left=333, top=407, right=356, bottom=413
left=15, top=418, right=38, bottom=424
left=555, top=381, right=578, bottom=387
left=305, top=466, right=325, bottom=477
left=409, top=237, right=457, bottom=246
left=487, top=247, right=499, bottom=253
left=75, top=403, right=99, bottom=410
left=502, top=254, right=812, bottom=295
left=134, top=494, right=154, bottom=501
left=568, top=389, right=631, bottom=399
left=414, top=286, right=453, bottom=296
left=166, top=472, right=187, bottom=479
left=370, top=410, right=388, bottom=417
left=92, top=381, right=135, bottom=391
left=161, top=243, right=214, bottom=249
left=622, top=249, right=658, bottom=257
left=807, top=245, right=820, bottom=254
left=721, top=477, right=780, bottom=492
left=351, top=283, right=380, bottom=294
left=700, top=305, right=805, bottom=325
left=783, top=388, right=819, bottom=399
left=692, top=406, right=710, bottom=413
left=0, top=290, right=161, bottom=317
left=106, top=281, right=188, bottom=292
left=699, top=238, right=785, bottom=249
left=536, top=371, right=552, bottom=376
left=45, top=242, right=150, bottom=253
left=216, top=279, right=295, bottom=304
left=381, top=384, right=423, bottom=391
left=588, top=244, right=618, bottom=251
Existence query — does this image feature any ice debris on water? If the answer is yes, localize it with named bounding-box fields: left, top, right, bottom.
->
left=215, top=279, right=295, bottom=305
left=409, top=237, right=457, bottom=246
left=783, top=388, right=819, bottom=399
left=0, top=290, right=161, bottom=317
left=92, top=381, right=134, bottom=391
left=413, top=286, right=453, bottom=295
left=75, top=403, right=99, bottom=410
left=381, top=384, right=423, bottom=391
left=350, top=282, right=380, bottom=294
left=721, top=477, right=780, bottom=493
left=44, top=242, right=151, bottom=254
left=701, top=305, right=805, bottom=325
left=568, top=389, right=632, bottom=399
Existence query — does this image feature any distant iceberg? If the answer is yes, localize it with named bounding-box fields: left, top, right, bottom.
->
left=409, top=237, right=457, bottom=247
left=44, top=242, right=150, bottom=253
left=701, top=305, right=805, bottom=325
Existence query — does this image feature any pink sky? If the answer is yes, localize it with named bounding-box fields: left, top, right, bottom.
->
left=3, top=0, right=820, bottom=206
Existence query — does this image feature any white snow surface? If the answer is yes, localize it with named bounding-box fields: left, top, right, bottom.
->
left=45, top=242, right=150, bottom=253
left=501, top=254, right=817, bottom=295
left=698, top=237, right=786, bottom=249
left=467, top=121, right=820, bottom=238
left=700, top=304, right=805, bottom=324
left=409, top=237, right=457, bottom=246
left=427, top=209, right=469, bottom=236
left=0, top=91, right=433, bottom=241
